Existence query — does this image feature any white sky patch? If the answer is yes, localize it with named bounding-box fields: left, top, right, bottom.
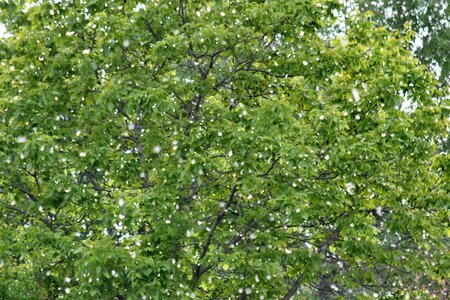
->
left=376, top=206, right=383, bottom=216
left=133, top=3, right=146, bottom=12
left=351, top=89, right=360, bottom=102
left=0, top=24, right=11, bottom=38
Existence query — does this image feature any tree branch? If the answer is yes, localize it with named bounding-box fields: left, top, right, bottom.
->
left=284, top=273, right=305, bottom=300
left=192, top=185, right=238, bottom=283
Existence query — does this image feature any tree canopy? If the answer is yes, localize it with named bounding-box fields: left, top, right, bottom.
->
left=354, top=0, right=450, bottom=85
left=0, top=0, right=449, bottom=299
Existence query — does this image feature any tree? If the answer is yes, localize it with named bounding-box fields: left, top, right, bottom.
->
left=0, top=0, right=448, bottom=299
left=354, top=0, right=450, bottom=85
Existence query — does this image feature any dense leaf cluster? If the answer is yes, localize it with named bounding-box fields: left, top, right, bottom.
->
left=355, top=0, right=450, bottom=85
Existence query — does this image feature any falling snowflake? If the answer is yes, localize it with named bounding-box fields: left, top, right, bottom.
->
left=17, top=136, right=27, bottom=143
left=153, top=145, right=161, bottom=154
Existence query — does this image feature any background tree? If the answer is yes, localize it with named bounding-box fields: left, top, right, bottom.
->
left=0, top=0, right=449, bottom=299
left=354, top=0, right=450, bottom=85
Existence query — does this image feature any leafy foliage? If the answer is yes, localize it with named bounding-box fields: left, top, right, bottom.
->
left=0, top=0, right=449, bottom=299
left=354, top=0, right=450, bottom=85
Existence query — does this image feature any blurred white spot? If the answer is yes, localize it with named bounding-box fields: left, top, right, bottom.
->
left=153, top=145, right=161, bottom=154
left=351, top=89, right=360, bottom=102
left=376, top=206, right=382, bottom=216
left=17, top=136, right=27, bottom=143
